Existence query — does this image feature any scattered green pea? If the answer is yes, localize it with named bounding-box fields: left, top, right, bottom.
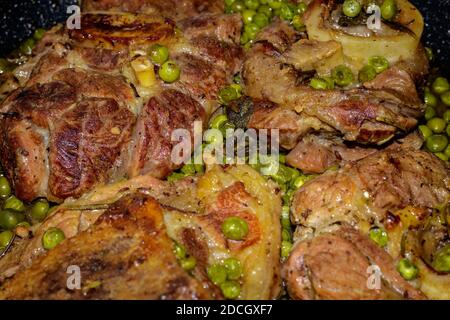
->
left=242, top=9, right=256, bottom=23
left=445, top=144, right=450, bottom=159
left=280, top=3, right=294, bottom=21
left=435, top=152, right=448, bottom=161
left=297, top=2, right=308, bottom=14
left=149, top=44, right=169, bottom=65
left=268, top=0, right=283, bottom=10
left=0, top=230, right=14, bottom=250
left=33, top=28, right=46, bottom=41
left=443, top=110, right=450, bottom=123
left=30, top=198, right=50, bottom=222
left=369, top=227, right=388, bottom=247
left=424, top=91, right=438, bottom=107
left=174, top=242, right=187, bottom=259
left=291, top=15, right=305, bottom=31
left=258, top=5, right=273, bottom=17
left=342, top=0, right=362, bottom=18
left=380, top=0, right=397, bottom=20
left=282, top=228, right=292, bottom=242
left=180, top=256, right=197, bottom=271
left=310, top=77, right=329, bottom=90
left=418, top=125, right=433, bottom=140
left=42, top=227, right=65, bottom=250
left=397, top=258, right=418, bottom=280
left=332, top=65, right=354, bottom=87
left=358, top=65, right=377, bottom=83
left=281, top=240, right=293, bottom=258
left=426, top=134, right=448, bottom=153
left=424, top=106, right=436, bottom=121
left=0, top=176, right=11, bottom=199
left=221, top=216, right=249, bottom=241
left=432, top=77, right=450, bottom=95
left=207, top=263, right=228, bottom=285
left=244, top=0, right=260, bottom=10
left=19, top=38, right=35, bottom=55
left=220, top=280, right=241, bottom=299
left=4, top=196, right=25, bottom=212
left=223, top=258, right=242, bottom=280
left=432, top=245, right=450, bottom=272
left=0, top=209, right=25, bottom=230
left=368, top=56, right=389, bottom=74
left=158, top=61, right=180, bottom=83
left=441, top=91, right=450, bottom=106
left=232, top=0, right=245, bottom=12
left=427, top=117, right=447, bottom=133
left=253, top=12, right=269, bottom=28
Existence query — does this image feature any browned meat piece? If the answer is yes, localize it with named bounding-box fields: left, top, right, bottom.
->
left=283, top=226, right=426, bottom=300
left=291, top=142, right=450, bottom=232
left=0, top=195, right=213, bottom=299
left=243, top=41, right=422, bottom=145
left=285, top=134, right=377, bottom=173
left=0, top=11, right=242, bottom=202
left=49, top=98, right=134, bottom=199
left=83, top=0, right=224, bottom=20
left=129, top=89, right=205, bottom=178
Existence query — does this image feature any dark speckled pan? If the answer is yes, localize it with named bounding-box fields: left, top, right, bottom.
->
left=0, top=0, right=449, bottom=72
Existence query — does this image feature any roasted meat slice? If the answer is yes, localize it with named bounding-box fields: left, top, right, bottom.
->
left=243, top=41, right=422, bottom=145
left=291, top=139, right=450, bottom=231
left=83, top=0, right=224, bottom=20
left=283, top=226, right=426, bottom=300
left=0, top=194, right=213, bottom=300
left=0, top=165, right=282, bottom=300
left=0, top=10, right=243, bottom=202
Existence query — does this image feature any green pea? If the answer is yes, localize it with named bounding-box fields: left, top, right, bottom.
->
left=397, top=258, right=418, bottom=280
left=418, top=125, right=432, bottom=140
left=19, top=38, right=35, bottom=55
left=0, top=58, right=9, bottom=75
left=424, top=106, right=436, bottom=121
left=432, top=77, right=450, bottom=95
left=279, top=3, right=294, bottom=21
left=4, top=196, right=25, bottom=212
left=149, top=44, right=169, bottom=65
left=445, top=144, right=450, bottom=159
left=260, top=0, right=268, bottom=4
left=42, top=227, right=65, bottom=250
left=435, top=152, right=448, bottom=161
left=443, top=110, right=450, bottom=123
left=167, top=172, right=187, bottom=182
left=427, top=117, right=447, bottom=133
left=343, top=0, right=361, bottom=18
left=281, top=240, right=293, bottom=258
left=281, top=228, right=292, bottom=242
left=221, top=216, right=249, bottom=241
left=174, top=242, right=187, bottom=259
left=368, top=56, right=389, bottom=74
left=424, top=91, right=438, bottom=107
left=158, top=61, right=180, bottom=83
left=242, top=9, right=256, bottom=24
left=310, top=77, right=329, bottom=90
left=211, top=114, right=228, bottom=129
left=441, top=91, right=450, bottom=106
left=180, top=256, right=197, bottom=271
left=292, top=14, right=305, bottom=31
left=358, top=65, right=377, bottom=83
left=426, top=134, right=448, bottom=153
left=281, top=206, right=291, bottom=229
left=268, top=0, right=283, bottom=10
left=297, top=2, right=308, bottom=14
left=181, top=163, right=196, bottom=175
left=0, top=176, right=11, bottom=199
left=244, top=22, right=260, bottom=35
left=282, top=189, right=294, bottom=206
left=207, top=263, right=228, bottom=285
left=369, top=227, right=388, bottom=247
left=332, top=65, right=354, bottom=87
left=0, top=209, right=25, bottom=230
left=30, top=199, right=49, bottom=222
left=253, top=12, right=269, bottom=28
left=432, top=245, right=450, bottom=272
left=0, top=230, right=14, bottom=249
left=223, top=258, right=242, bottom=280
left=225, top=0, right=236, bottom=6
left=232, top=0, right=245, bottom=12
left=424, top=47, right=433, bottom=62
left=240, top=32, right=249, bottom=45
left=258, top=5, right=273, bottom=17
left=220, top=280, right=241, bottom=299
left=33, top=28, right=46, bottom=41
left=219, top=86, right=240, bottom=104
left=245, top=0, right=260, bottom=10
left=381, top=0, right=397, bottom=20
